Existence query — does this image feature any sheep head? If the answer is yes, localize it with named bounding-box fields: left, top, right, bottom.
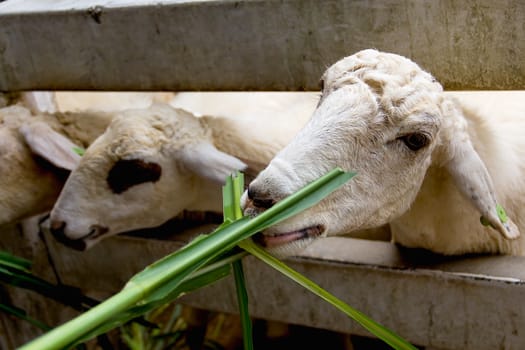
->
left=49, top=104, right=246, bottom=250
left=243, top=49, right=519, bottom=257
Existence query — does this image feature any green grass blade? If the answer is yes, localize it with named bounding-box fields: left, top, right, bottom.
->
left=222, top=175, right=234, bottom=222
left=0, top=266, right=98, bottom=311
left=124, top=218, right=250, bottom=291
left=131, top=168, right=353, bottom=293
left=0, top=250, right=32, bottom=272
left=136, top=252, right=239, bottom=309
left=64, top=253, right=242, bottom=349
left=245, top=170, right=355, bottom=234
left=20, top=168, right=353, bottom=350
left=72, top=146, right=85, bottom=156
left=232, top=171, right=244, bottom=219
left=222, top=171, right=244, bottom=221
left=0, top=302, right=51, bottom=331
left=239, top=240, right=417, bottom=350
left=232, top=260, right=253, bottom=350
left=0, top=266, right=58, bottom=291
left=225, top=172, right=253, bottom=350
left=152, top=304, right=183, bottom=350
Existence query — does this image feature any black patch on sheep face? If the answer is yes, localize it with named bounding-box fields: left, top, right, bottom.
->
left=107, top=159, right=162, bottom=194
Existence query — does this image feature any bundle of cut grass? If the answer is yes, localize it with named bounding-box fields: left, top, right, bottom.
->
left=18, top=168, right=416, bottom=350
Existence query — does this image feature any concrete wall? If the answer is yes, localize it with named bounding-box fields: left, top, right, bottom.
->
left=0, top=0, right=524, bottom=91
left=2, top=224, right=525, bottom=350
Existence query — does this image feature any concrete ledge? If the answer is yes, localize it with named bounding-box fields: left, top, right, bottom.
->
left=2, top=220, right=525, bottom=349
left=26, top=230, right=525, bottom=350
left=1, top=0, right=524, bottom=91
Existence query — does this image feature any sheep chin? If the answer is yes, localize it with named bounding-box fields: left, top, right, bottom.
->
left=77, top=225, right=110, bottom=249
left=80, top=236, right=104, bottom=251
left=252, top=224, right=325, bottom=258
left=50, top=229, right=90, bottom=251
left=70, top=233, right=108, bottom=251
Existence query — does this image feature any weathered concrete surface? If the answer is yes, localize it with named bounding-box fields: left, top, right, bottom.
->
left=183, top=238, right=525, bottom=350
left=0, top=221, right=84, bottom=348
left=2, top=222, right=525, bottom=350
left=0, top=0, right=524, bottom=91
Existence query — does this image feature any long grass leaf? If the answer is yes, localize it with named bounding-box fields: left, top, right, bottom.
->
left=0, top=267, right=58, bottom=290
left=64, top=254, right=240, bottom=348
left=0, top=266, right=98, bottom=311
left=152, top=304, right=184, bottom=350
left=224, top=172, right=254, bottom=350
left=0, top=302, right=51, bottom=331
left=222, top=175, right=234, bottom=222
left=245, top=171, right=355, bottom=234
left=239, top=240, right=417, bottom=350
left=0, top=251, right=32, bottom=272
left=21, top=168, right=352, bottom=350
left=245, top=168, right=353, bottom=242
left=232, top=171, right=244, bottom=219
left=232, top=260, right=253, bottom=350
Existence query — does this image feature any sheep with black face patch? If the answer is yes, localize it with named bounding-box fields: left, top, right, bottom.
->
left=48, top=102, right=307, bottom=250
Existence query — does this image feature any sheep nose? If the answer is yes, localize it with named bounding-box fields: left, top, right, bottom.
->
left=50, top=220, right=66, bottom=236
left=49, top=220, right=87, bottom=251
left=247, top=184, right=275, bottom=209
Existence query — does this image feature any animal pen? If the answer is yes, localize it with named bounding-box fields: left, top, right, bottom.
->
left=1, top=1, right=524, bottom=349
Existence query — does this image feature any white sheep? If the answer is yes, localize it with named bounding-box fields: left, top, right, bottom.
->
left=0, top=90, right=185, bottom=226
left=48, top=102, right=299, bottom=249
left=244, top=49, right=525, bottom=258
left=0, top=90, right=317, bottom=235
left=0, top=102, right=113, bottom=225
left=170, top=91, right=317, bottom=147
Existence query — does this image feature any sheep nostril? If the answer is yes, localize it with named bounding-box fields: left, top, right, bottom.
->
left=50, top=220, right=66, bottom=236
left=247, top=185, right=275, bottom=209
left=247, top=186, right=256, bottom=200
left=253, top=198, right=275, bottom=209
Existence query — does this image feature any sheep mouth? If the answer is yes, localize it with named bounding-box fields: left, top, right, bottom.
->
left=51, top=230, right=92, bottom=251
left=54, top=226, right=109, bottom=251
left=81, top=225, right=109, bottom=241
left=253, top=225, right=325, bottom=248
left=53, top=233, right=89, bottom=251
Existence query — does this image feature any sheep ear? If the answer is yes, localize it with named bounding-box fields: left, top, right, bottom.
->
left=19, top=121, right=82, bottom=171
left=21, top=92, right=57, bottom=114
left=445, top=139, right=520, bottom=240
left=179, top=142, right=247, bottom=184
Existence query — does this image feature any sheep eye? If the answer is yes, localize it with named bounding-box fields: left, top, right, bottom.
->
left=107, top=159, right=162, bottom=194
left=401, top=133, right=429, bottom=151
